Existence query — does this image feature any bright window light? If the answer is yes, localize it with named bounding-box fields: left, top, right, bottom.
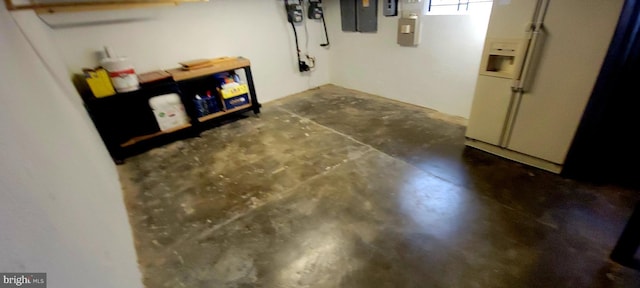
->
left=426, top=0, right=493, bottom=15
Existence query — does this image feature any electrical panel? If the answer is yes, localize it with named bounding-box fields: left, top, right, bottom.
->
left=340, top=0, right=378, bottom=32
left=357, top=0, right=378, bottom=32
left=340, top=0, right=357, bottom=32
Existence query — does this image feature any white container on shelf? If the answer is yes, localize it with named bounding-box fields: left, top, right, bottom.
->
left=148, top=93, right=190, bottom=131
left=100, top=46, right=139, bottom=93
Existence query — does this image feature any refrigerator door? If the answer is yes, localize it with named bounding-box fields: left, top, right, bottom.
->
left=466, top=0, right=539, bottom=145
left=466, top=76, right=513, bottom=145
left=505, top=0, right=624, bottom=164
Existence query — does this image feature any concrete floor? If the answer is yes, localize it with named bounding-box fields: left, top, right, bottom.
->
left=119, top=85, right=640, bottom=287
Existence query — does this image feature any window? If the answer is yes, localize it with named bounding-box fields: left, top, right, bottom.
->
left=427, top=0, right=493, bottom=15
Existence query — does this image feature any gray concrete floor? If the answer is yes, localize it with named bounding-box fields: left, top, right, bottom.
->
left=119, top=85, right=640, bottom=287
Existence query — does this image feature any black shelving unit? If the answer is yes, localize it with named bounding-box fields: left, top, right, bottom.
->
left=80, top=59, right=261, bottom=163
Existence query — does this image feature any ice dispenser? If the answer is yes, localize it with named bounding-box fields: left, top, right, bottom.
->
left=479, top=39, right=525, bottom=79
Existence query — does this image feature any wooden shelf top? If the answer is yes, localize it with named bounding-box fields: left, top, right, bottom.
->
left=167, top=57, right=251, bottom=81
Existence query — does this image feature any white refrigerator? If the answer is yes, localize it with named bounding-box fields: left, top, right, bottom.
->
left=465, top=0, right=624, bottom=173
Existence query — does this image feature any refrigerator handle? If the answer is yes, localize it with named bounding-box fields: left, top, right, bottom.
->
left=513, top=0, right=550, bottom=93
left=518, top=28, right=545, bottom=92
left=510, top=34, right=532, bottom=92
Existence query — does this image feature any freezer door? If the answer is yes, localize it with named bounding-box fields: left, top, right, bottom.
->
left=484, top=0, right=539, bottom=39
left=506, top=0, right=624, bottom=164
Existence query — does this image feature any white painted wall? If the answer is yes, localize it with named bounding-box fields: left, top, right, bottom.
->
left=0, top=8, right=142, bottom=288
left=47, top=0, right=331, bottom=103
left=324, top=0, right=492, bottom=118
left=0, top=2, right=490, bottom=286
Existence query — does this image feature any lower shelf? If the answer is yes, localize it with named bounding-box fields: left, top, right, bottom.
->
left=118, top=103, right=253, bottom=148
left=120, top=123, right=192, bottom=148
left=197, top=103, right=253, bottom=122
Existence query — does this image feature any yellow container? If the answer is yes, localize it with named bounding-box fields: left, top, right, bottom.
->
left=84, top=68, right=116, bottom=98
left=219, top=84, right=249, bottom=99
